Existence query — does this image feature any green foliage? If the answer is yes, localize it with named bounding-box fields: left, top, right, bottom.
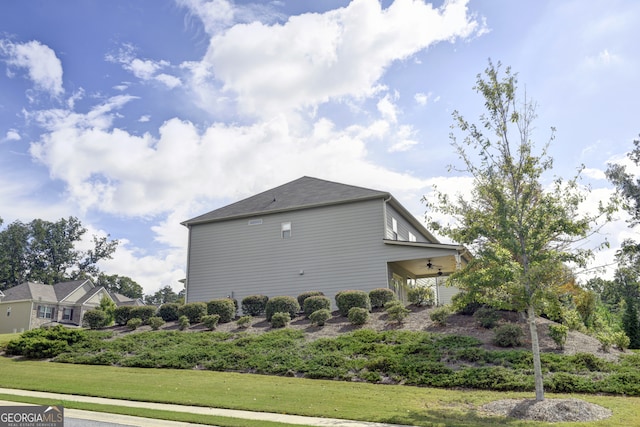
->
left=473, top=306, right=500, bottom=329
left=335, top=290, right=371, bottom=316
left=99, top=296, right=117, bottom=326
left=178, top=315, right=190, bottom=331
left=270, top=312, right=291, bottom=328
left=303, top=295, right=331, bottom=318
left=265, top=296, right=300, bottom=321
left=206, top=299, right=236, bottom=323
left=113, top=306, right=133, bottom=326
left=548, top=324, right=568, bottom=350
left=429, top=306, right=451, bottom=326
left=613, top=331, right=630, bottom=351
left=202, top=314, right=221, bottom=330
left=450, top=292, right=481, bottom=315
left=5, top=325, right=85, bottom=359
left=241, top=295, right=269, bottom=316
left=177, top=302, right=207, bottom=323
left=309, top=309, right=332, bottom=326
left=129, top=306, right=157, bottom=324
left=408, top=286, right=435, bottom=306
left=126, top=318, right=143, bottom=330
left=297, top=291, right=324, bottom=308
left=82, top=309, right=108, bottom=329
left=622, top=297, right=640, bottom=349
left=347, top=307, right=369, bottom=325
left=157, top=303, right=181, bottom=322
left=148, top=316, right=165, bottom=330
left=384, top=300, right=410, bottom=323
left=493, top=324, right=523, bottom=347
left=96, top=273, right=143, bottom=299
left=144, top=285, right=182, bottom=305
left=369, top=288, right=396, bottom=309
left=236, top=315, right=252, bottom=328
left=562, top=308, right=586, bottom=332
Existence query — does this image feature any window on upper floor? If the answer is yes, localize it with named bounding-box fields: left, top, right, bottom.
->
left=391, top=218, right=398, bottom=240
left=281, top=222, right=291, bottom=239
left=409, top=232, right=416, bottom=242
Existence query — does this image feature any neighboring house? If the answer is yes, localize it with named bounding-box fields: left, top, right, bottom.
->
left=182, top=176, right=469, bottom=310
left=0, top=279, right=144, bottom=334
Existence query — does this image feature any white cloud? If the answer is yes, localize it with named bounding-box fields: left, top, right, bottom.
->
left=4, top=129, right=20, bottom=141
left=107, top=45, right=181, bottom=88
left=377, top=93, right=399, bottom=123
left=1, top=40, right=63, bottom=97
left=582, top=167, right=607, bottom=180
left=193, top=0, right=480, bottom=117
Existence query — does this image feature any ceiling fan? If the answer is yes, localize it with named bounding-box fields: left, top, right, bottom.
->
left=426, top=259, right=444, bottom=276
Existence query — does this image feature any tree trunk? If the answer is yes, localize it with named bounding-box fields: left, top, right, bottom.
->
left=527, top=304, right=544, bottom=401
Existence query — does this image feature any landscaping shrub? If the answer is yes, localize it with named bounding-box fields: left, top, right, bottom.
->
left=348, top=307, right=369, bottom=325
left=82, top=309, right=108, bottom=329
left=596, top=331, right=614, bottom=352
left=613, top=331, right=631, bottom=351
left=5, top=325, right=85, bottom=359
left=451, top=292, right=481, bottom=315
left=157, top=303, right=181, bottom=322
left=408, top=286, right=435, bottom=306
left=202, top=314, right=221, bottom=330
left=336, top=290, right=371, bottom=316
left=548, top=324, right=568, bottom=350
left=303, top=295, right=331, bottom=318
left=114, top=306, right=133, bottom=326
left=430, top=306, right=451, bottom=326
left=178, top=302, right=207, bottom=323
left=148, top=316, right=165, bottom=330
left=271, top=312, right=291, bottom=328
left=241, top=295, right=269, bottom=316
left=265, top=296, right=300, bottom=321
left=493, top=324, right=524, bottom=347
left=130, top=306, right=157, bottom=324
left=236, top=315, right=252, bottom=328
left=207, top=298, right=236, bottom=323
left=562, top=308, right=586, bottom=332
left=126, top=318, right=143, bottom=330
left=309, top=309, right=332, bottom=326
left=473, top=306, right=500, bottom=329
left=385, top=300, right=410, bottom=323
left=369, top=288, right=396, bottom=309
left=178, top=315, right=190, bottom=331
left=297, top=291, right=324, bottom=308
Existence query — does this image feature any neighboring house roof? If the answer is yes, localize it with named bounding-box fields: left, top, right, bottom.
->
left=109, top=291, right=145, bottom=306
left=1, top=282, right=58, bottom=302
left=55, top=279, right=92, bottom=302
left=182, top=176, right=390, bottom=226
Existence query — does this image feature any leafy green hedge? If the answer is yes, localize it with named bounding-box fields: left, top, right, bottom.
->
left=207, top=299, right=236, bottom=323
left=265, top=296, right=300, bottom=321
left=241, top=295, right=269, bottom=316
left=335, top=290, right=371, bottom=316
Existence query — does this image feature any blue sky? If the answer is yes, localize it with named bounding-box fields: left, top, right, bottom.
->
left=1, top=0, right=638, bottom=294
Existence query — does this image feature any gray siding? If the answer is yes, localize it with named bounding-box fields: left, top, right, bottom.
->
left=385, top=205, right=429, bottom=242
left=186, top=199, right=391, bottom=309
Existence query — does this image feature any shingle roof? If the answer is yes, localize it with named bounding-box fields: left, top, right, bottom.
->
left=182, top=176, right=390, bottom=226
left=0, top=280, right=93, bottom=303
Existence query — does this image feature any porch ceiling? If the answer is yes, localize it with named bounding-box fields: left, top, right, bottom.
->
left=392, top=255, right=459, bottom=278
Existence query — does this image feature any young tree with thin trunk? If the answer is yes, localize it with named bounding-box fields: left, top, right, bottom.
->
left=425, top=61, right=609, bottom=401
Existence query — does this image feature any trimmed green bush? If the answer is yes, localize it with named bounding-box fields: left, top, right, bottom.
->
left=408, top=286, right=435, bottom=306
left=613, top=331, right=630, bottom=351
left=493, top=324, right=524, bottom=347
left=178, top=302, right=207, bottom=323
left=473, top=306, right=500, bottom=329
left=148, top=316, right=165, bottom=330
left=430, top=306, right=451, bottom=326
left=271, top=312, right=291, bottom=328
left=385, top=300, right=410, bottom=323
left=548, top=324, right=569, bottom=350
left=336, top=290, right=371, bottom=316
left=130, top=306, right=157, bottom=324
left=126, top=318, right=143, bottom=330
left=157, top=303, right=181, bottom=322
left=82, top=309, right=108, bottom=329
left=303, top=295, right=331, bottom=318
left=348, top=307, right=369, bottom=325
left=297, top=291, right=324, bottom=308
left=114, top=306, right=133, bottom=326
left=202, top=314, right=221, bottom=330
left=207, top=299, right=236, bottom=323
left=178, top=315, right=190, bottom=331
left=241, top=295, right=269, bottom=316
left=309, top=309, right=332, bottom=326
left=236, top=315, right=252, bottom=328
left=369, top=288, right=396, bottom=309
left=265, top=296, right=300, bottom=321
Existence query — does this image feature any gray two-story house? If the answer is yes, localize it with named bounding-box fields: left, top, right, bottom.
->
left=182, top=176, right=468, bottom=309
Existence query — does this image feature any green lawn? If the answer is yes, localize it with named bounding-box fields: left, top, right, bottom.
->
left=0, top=355, right=638, bottom=427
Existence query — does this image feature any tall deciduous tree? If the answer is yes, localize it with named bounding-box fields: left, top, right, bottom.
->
left=96, top=273, right=144, bottom=299
left=425, top=61, right=607, bottom=401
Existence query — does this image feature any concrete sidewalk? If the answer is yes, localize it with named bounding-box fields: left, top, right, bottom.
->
left=0, top=388, right=413, bottom=427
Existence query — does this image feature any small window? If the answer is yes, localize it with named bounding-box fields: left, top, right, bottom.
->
left=281, top=222, right=291, bottom=239
left=6, top=307, right=11, bottom=317
left=248, top=218, right=263, bottom=226
left=409, top=232, right=416, bottom=242
left=37, top=305, right=53, bottom=319
left=391, top=218, right=398, bottom=240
